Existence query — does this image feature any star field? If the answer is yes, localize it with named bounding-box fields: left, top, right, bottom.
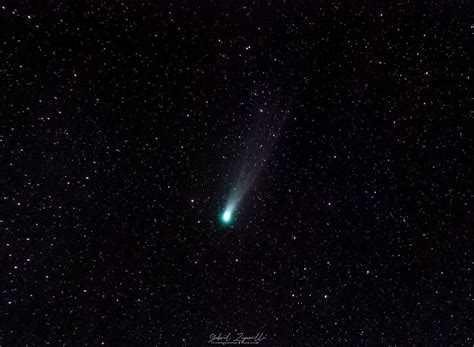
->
left=1, top=1, right=472, bottom=345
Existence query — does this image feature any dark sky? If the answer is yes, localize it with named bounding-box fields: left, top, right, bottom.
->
left=1, top=1, right=472, bottom=345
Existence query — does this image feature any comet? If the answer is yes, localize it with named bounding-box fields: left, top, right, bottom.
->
left=219, top=94, right=289, bottom=227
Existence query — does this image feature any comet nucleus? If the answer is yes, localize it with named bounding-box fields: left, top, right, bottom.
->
left=222, top=209, right=232, bottom=223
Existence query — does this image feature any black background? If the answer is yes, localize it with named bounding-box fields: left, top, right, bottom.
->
left=1, top=1, right=472, bottom=345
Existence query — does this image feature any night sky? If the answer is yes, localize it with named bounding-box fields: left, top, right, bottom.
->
left=1, top=1, right=473, bottom=345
